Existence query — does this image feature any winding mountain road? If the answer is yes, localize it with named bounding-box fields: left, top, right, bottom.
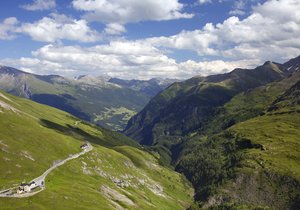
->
left=0, top=143, right=93, bottom=198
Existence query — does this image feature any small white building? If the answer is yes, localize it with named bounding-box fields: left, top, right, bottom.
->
left=80, top=143, right=89, bottom=150
left=17, top=183, right=28, bottom=194
left=17, top=188, right=24, bottom=194
left=17, top=181, right=37, bottom=194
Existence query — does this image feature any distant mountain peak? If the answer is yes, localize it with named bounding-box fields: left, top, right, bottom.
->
left=284, top=54, right=300, bottom=72
left=0, top=66, right=151, bottom=130
left=109, top=77, right=177, bottom=97
left=124, top=55, right=300, bottom=145
left=263, top=60, right=272, bottom=65
left=0, top=66, right=31, bottom=76
left=73, top=75, right=86, bottom=80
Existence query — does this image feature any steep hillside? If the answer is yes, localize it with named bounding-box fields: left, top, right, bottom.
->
left=0, top=66, right=150, bottom=130
left=124, top=55, right=300, bottom=209
left=283, top=55, right=300, bottom=72
left=0, top=90, right=193, bottom=209
left=200, top=70, right=300, bottom=135
left=124, top=60, right=289, bottom=146
left=177, top=79, right=300, bottom=209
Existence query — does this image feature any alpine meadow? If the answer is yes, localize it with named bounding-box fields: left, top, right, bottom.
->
left=0, top=0, right=299, bottom=209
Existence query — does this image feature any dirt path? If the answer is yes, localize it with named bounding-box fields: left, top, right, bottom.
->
left=0, top=143, right=93, bottom=198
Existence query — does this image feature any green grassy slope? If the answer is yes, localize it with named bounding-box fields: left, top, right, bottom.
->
left=215, top=103, right=300, bottom=209
left=0, top=91, right=193, bottom=209
left=0, top=66, right=150, bottom=130
left=176, top=72, right=300, bottom=209
left=201, top=71, right=300, bottom=135
left=124, top=56, right=300, bottom=209
left=178, top=111, right=300, bottom=209
left=124, top=61, right=288, bottom=146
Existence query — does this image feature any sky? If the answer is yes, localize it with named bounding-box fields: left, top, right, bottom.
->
left=0, top=0, right=299, bottom=79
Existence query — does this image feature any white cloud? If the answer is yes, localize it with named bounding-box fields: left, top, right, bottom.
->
left=198, top=0, right=212, bottom=5
left=29, top=43, right=175, bottom=77
left=229, top=0, right=246, bottom=16
left=178, top=59, right=260, bottom=76
left=1, top=56, right=76, bottom=75
left=0, top=43, right=257, bottom=79
left=1, top=0, right=299, bottom=80
left=21, top=0, right=56, bottom=11
left=148, top=25, right=219, bottom=56
left=104, top=23, right=126, bottom=35
left=19, top=13, right=101, bottom=42
left=72, top=0, right=193, bottom=35
left=0, top=17, right=19, bottom=40
left=229, top=9, right=246, bottom=16
left=145, top=0, right=300, bottom=62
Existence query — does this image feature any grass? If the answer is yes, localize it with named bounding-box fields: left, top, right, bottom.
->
left=172, top=71, right=300, bottom=209
left=201, top=72, right=300, bottom=135
left=1, top=146, right=193, bottom=210
left=230, top=112, right=300, bottom=180
left=0, top=91, right=193, bottom=209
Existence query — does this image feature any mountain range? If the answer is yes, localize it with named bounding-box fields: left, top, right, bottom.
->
left=124, top=55, right=300, bottom=209
left=109, top=78, right=178, bottom=97
left=0, top=68, right=173, bottom=131
left=124, top=59, right=293, bottom=144
left=0, top=55, right=299, bottom=209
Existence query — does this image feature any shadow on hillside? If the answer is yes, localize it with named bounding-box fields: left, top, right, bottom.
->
left=39, top=119, right=139, bottom=148
left=31, top=94, right=90, bottom=121
left=39, top=119, right=115, bottom=148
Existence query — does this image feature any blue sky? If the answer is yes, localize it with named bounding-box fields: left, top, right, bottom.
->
left=0, top=0, right=299, bottom=79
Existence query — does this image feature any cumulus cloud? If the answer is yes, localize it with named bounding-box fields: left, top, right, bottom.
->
left=29, top=43, right=177, bottom=78
left=178, top=59, right=260, bottom=76
left=104, top=23, right=126, bottom=35
left=0, top=17, right=19, bottom=40
left=0, top=43, right=258, bottom=79
left=72, top=0, right=193, bottom=23
left=1, top=0, right=299, bottom=80
left=19, top=13, right=101, bottom=42
left=21, top=0, right=56, bottom=11
left=146, top=0, right=300, bottom=62
left=148, top=24, right=219, bottom=56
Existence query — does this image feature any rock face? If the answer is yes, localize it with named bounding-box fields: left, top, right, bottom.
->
left=283, top=55, right=300, bottom=72
left=21, top=83, right=31, bottom=98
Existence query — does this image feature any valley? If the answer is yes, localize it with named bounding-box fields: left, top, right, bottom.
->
left=1, top=55, right=300, bottom=209
left=0, top=67, right=152, bottom=131
left=0, top=56, right=299, bottom=209
left=0, top=1, right=299, bottom=209
left=124, top=56, right=300, bottom=209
